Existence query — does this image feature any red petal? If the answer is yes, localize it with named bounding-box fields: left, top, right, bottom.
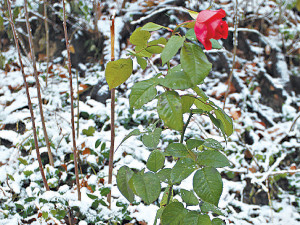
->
left=194, top=22, right=213, bottom=50
left=196, top=9, right=226, bottom=23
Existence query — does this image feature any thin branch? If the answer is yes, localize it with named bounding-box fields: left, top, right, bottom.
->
left=62, top=0, right=81, bottom=201
left=24, top=0, right=54, bottom=167
left=44, top=0, right=50, bottom=87
left=107, top=14, right=116, bottom=209
left=7, top=0, right=49, bottom=191
left=223, top=0, right=239, bottom=110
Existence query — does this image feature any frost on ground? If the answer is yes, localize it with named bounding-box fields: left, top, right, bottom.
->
left=0, top=0, right=299, bottom=224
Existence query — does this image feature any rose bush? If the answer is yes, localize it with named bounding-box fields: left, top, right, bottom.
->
left=194, top=9, right=228, bottom=50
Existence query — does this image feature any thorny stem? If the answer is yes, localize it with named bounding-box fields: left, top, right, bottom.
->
left=180, top=111, right=193, bottom=144
left=166, top=185, right=173, bottom=205
left=44, top=0, right=50, bottom=87
left=24, top=0, right=54, bottom=167
left=223, top=0, right=239, bottom=110
left=107, top=14, right=116, bottom=209
left=62, top=0, right=81, bottom=201
left=7, top=0, right=49, bottom=191
left=76, top=70, right=80, bottom=139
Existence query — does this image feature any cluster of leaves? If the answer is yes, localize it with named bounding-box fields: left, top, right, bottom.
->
left=105, top=19, right=233, bottom=224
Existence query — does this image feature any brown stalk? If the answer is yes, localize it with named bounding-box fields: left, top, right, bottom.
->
left=107, top=15, right=115, bottom=209
left=7, top=0, right=49, bottom=191
left=44, top=0, right=50, bottom=87
left=24, top=0, right=54, bottom=167
left=62, top=0, right=81, bottom=201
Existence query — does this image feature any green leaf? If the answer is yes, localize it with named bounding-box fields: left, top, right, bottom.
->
left=188, top=9, right=199, bottom=19
left=194, top=98, right=214, bottom=112
left=147, top=38, right=167, bottom=54
left=130, top=27, right=150, bottom=47
left=141, top=22, right=164, bottom=31
left=201, top=202, right=224, bottom=216
left=135, top=45, right=153, bottom=57
left=193, top=86, right=209, bottom=101
left=82, top=126, right=95, bottom=136
left=116, top=129, right=141, bottom=151
left=160, top=184, right=173, bottom=207
left=157, top=91, right=183, bottom=131
left=193, top=167, right=223, bottom=206
left=161, top=202, right=187, bottom=225
left=214, top=108, right=233, bottom=136
left=18, top=158, right=28, bottom=165
left=147, top=150, right=165, bottom=172
left=154, top=207, right=165, bottom=225
left=95, top=139, right=101, bottom=148
left=182, top=211, right=211, bottom=225
left=24, top=197, right=36, bottom=203
left=130, top=172, right=161, bottom=204
left=197, top=150, right=230, bottom=168
left=186, top=28, right=197, bottom=41
left=23, top=170, right=33, bottom=177
left=116, top=166, right=135, bottom=203
left=181, top=95, right=195, bottom=113
left=105, top=58, right=133, bottom=89
left=210, top=39, right=222, bottom=49
left=158, top=65, right=193, bottom=90
left=149, top=37, right=167, bottom=46
left=202, top=138, right=223, bottom=150
left=136, top=55, right=147, bottom=69
left=212, top=218, right=226, bottom=225
left=142, top=127, right=162, bottom=149
left=165, top=143, right=188, bottom=157
left=87, top=193, right=98, bottom=200
left=42, top=211, right=48, bottom=219
left=157, top=168, right=172, bottom=183
left=180, top=42, right=212, bottom=86
left=161, top=36, right=185, bottom=65
left=15, top=203, right=24, bottom=210
left=180, top=189, right=199, bottom=206
left=186, top=139, right=204, bottom=150
left=130, top=78, right=157, bottom=109
left=171, top=158, right=197, bottom=184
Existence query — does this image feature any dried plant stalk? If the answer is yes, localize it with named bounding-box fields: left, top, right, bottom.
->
left=62, top=0, right=81, bottom=201
left=107, top=15, right=115, bottom=209
left=7, top=0, right=49, bottom=191
left=24, top=0, right=54, bottom=166
left=44, top=0, right=50, bottom=87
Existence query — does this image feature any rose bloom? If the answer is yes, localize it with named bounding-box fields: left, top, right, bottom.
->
left=194, top=9, right=228, bottom=50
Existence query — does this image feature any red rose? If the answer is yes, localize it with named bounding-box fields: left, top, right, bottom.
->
left=194, top=9, right=228, bottom=50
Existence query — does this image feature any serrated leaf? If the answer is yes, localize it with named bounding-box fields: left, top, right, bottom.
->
left=182, top=211, right=211, bottom=225
left=154, top=207, right=165, bottom=225
left=193, top=86, right=209, bottom=101
left=161, top=36, right=185, bottom=65
left=201, top=201, right=224, bottom=216
left=194, top=98, right=214, bottom=111
left=193, top=167, right=223, bottom=206
left=149, top=37, right=167, bottom=46
left=181, top=95, right=195, bottom=113
left=157, top=168, right=172, bottom=183
left=161, top=202, right=188, bottom=225
left=135, top=45, right=153, bottom=57
left=165, top=143, right=188, bottom=157
left=141, top=22, right=164, bottom=31
left=202, top=138, right=223, bottom=150
left=147, top=150, right=165, bottom=172
left=180, top=42, right=212, bottom=86
left=116, top=166, right=135, bottom=203
left=171, top=158, right=197, bottom=184
left=130, top=172, right=161, bottom=204
left=157, top=91, right=183, bottom=131
left=142, top=127, right=162, bottom=149
left=186, top=139, right=204, bottom=150
left=136, top=55, right=147, bottom=69
left=130, top=27, right=150, bottom=47
left=180, top=189, right=199, bottom=206
left=105, top=58, right=133, bottom=89
left=130, top=78, right=157, bottom=109
left=158, top=65, right=193, bottom=90
left=197, top=150, right=230, bottom=168
left=160, top=184, right=173, bottom=207
left=116, top=129, right=140, bottom=151
left=82, top=126, right=95, bottom=136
